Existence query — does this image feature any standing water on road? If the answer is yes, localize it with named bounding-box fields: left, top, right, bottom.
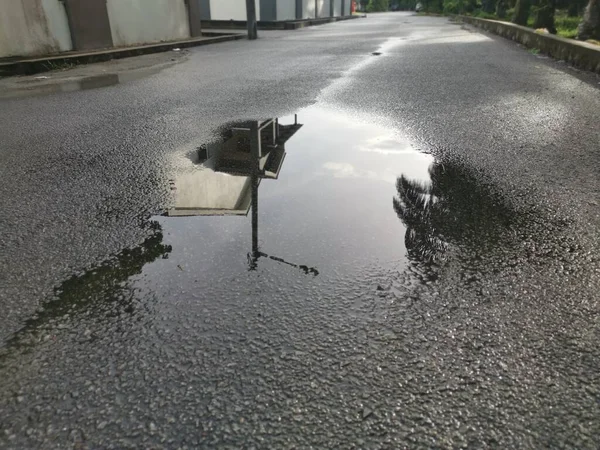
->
left=3, top=10, right=600, bottom=448
left=1, top=103, right=544, bottom=449
left=163, top=105, right=435, bottom=281
left=2, top=102, right=524, bottom=353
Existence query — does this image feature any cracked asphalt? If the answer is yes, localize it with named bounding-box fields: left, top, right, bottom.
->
left=1, top=12, right=600, bottom=449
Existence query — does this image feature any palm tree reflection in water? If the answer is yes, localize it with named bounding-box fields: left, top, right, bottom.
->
left=394, top=162, right=517, bottom=265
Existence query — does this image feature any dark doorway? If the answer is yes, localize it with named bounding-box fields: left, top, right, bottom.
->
left=260, top=0, right=277, bottom=21
left=188, top=0, right=203, bottom=37
left=64, top=0, right=113, bottom=50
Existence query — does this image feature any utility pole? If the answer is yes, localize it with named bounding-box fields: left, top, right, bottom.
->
left=250, top=121, right=260, bottom=257
left=245, top=0, right=258, bottom=40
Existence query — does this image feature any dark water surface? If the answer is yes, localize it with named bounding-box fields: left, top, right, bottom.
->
left=3, top=101, right=522, bottom=348
left=162, top=105, right=435, bottom=277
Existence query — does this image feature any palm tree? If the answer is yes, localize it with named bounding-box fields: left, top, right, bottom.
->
left=393, top=172, right=448, bottom=263
left=393, top=162, right=518, bottom=265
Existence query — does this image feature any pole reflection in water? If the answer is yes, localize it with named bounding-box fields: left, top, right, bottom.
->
left=168, top=115, right=318, bottom=275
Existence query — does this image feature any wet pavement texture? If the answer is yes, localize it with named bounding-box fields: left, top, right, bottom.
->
left=1, top=12, right=600, bottom=449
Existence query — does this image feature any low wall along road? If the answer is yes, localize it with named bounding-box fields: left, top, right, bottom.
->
left=458, top=15, right=600, bottom=74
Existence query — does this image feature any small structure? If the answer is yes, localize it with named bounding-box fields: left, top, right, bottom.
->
left=168, top=115, right=317, bottom=274
left=200, top=0, right=352, bottom=22
left=168, top=116, right=302, bottom=217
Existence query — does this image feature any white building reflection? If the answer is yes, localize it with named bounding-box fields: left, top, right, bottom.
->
left=168, top=115, right=316, bottom=274
left=168, top=116, right=302, bottom=217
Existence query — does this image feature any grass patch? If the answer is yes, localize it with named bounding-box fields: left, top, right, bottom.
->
left=468, top=8, right=582, bottom=40
left=526, top=10, right=581, bottom=38
left=528, top=47, right=540, bottom=54
left=42, top=60, right=76, bottom=72
left=474, top=11, right=497, bottom=19
left=555, top=11, right=580, bottom=38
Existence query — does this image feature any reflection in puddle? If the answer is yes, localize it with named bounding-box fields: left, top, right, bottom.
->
left=1, top=222, right=171, bottom=355
left=163, top=105, right=522, bottom=281
left=395, top=161, right=519, bottom=265
left=2, top=104, right=527, bottom=354
left=168, top=115, right=319, bottom=274
left=164, top=106, right=436, bottom=275
left=168, top=116, right=302, bottom=217
left=394, top=169, right=446, bottom=263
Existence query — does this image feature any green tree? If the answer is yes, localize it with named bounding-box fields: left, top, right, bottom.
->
left=367, top=0, right=391, bottom=11
left=512, top=0, right=532, bottom=24
left=482, top=0, right=496, bottom=12
left=578, top=0, right=600, bottom=39
left=568, top=0, right=583, bottom=15
left=420, top=0, right=443, bottom=12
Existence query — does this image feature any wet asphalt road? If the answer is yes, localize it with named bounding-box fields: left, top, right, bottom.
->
left=2, top=12, right=600, bottom=449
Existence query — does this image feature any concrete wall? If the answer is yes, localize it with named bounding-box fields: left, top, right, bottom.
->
left=343, top=0, right=351, bottom=15
left=333, top=0, right=342, bottom=16
left=107, top=0, right=190, bottom=47
left=209, top=0, right=261, bottom=21
left=299, top=0, right=316, bottom=18
left=277, top=0, right=296, bottom=20
left=317, top=0, right=332, bottom=17
left=0, top=0, right=72, bottom=57
left=459, top=15, right=600, bottom=74
left=260, top=0, right=276, bottom=21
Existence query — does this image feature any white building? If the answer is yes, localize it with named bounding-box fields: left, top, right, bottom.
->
left=199, top=0, right=353, bottom=22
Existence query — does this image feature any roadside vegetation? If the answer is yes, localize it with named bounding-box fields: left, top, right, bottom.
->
left=360, top=0, right=600, bottom=41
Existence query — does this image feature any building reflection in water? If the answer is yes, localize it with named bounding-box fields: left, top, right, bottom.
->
left=168, top=116, right=318, bottom=275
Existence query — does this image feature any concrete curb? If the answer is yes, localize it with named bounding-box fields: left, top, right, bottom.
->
left=456, top=15, right=600, bottom=74
left=0, top=33, right=245, bottom=77
left=201, top=15, right=363, bottom=31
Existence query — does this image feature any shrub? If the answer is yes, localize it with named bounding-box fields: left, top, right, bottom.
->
left=367, top=0, right=390, bottom=11
left=475, top=10, right=498, bottom=18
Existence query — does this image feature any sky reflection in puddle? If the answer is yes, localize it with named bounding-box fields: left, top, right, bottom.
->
left=3, top=103, right=523, bottom=347
left=160, top=104, right=434, bottom=276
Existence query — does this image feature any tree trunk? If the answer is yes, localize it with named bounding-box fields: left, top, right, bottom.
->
left=578, top=0, right=600, bottom=39
left=567, top=1, right=579, bottom=16
left=533, top=0, right=556, bottom=32
left=496, top=0, right=508, bottom=17
left=482, top=0, right=495, bottom=12
left=512, top=0, right=531, bottom=24
left=567, top=0, right=587, bottom=17
left=466, top=0, right=478, bottom=12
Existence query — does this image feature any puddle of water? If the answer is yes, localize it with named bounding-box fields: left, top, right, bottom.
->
left=1, top=222, right=171, bottom=356
left=163, top=105, right=435, bottom=275
left=168, top=117, right=302, bottom=217
left=2, top=103, right=526, bottom=350
left=0, top=67, right=163, bottom=99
